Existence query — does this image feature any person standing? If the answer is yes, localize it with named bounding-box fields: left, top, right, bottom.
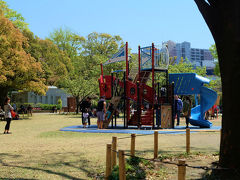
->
left=27, top=104, right=33, bottom=116
left=182, top=96, right=192, bottom=128
left=96, top=96, right=106, bottom=129
left=174, top=95, right=183, bottom=126
left=3, top=97, right=14, bottom=134
left=80, top=97, right=92, bottom=127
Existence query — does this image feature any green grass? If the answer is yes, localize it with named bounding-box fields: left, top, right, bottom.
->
left=0, top=113, right=221, bottom=179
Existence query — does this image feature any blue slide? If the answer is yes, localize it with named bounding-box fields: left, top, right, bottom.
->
left=190, top=86, right=217, bottom=128
left=169, top=73, right=218, bottom=128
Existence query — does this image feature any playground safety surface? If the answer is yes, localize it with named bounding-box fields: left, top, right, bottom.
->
left=60, top=125, right=221, bottom=135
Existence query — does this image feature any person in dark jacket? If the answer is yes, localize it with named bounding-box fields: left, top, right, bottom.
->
left=174, top=95, right=183, bottom=126
left=182, top=96, right=192, bottom=128
left=80, top=97, right=92, bottom=127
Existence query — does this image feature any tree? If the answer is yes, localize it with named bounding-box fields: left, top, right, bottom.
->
left=49, top=27, right=85, bottom=62
left=50, top=31, right=125, bottom=113
left=0, top=13, right=47, bottom=105
left=0, top=0, right=28, bottom=31
left=168, top=57, right=207, bottom=76
left=209, top=44, right=220, bottom=76
left=83, top=32, right=125, bottom=76
left=195, top=0, right=240, bottom=170
left=23, top=30, right=73, bottom=86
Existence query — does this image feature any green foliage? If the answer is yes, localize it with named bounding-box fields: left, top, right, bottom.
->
left=0, top=0, right=29, bottom=31
left=49, top=29, right=125, bottom=103
left=109, top=157, right=147, bottom=180
left=168, top=59, right=207, bottom=76
left=49, top=27, right=85, bottom=61
left=36, top=103, right=58, bottom=110
left=83, top=32, right=125, bottom=75
left=0, top=13, right=47, bottom=98
left=209, top=44, right=220, bottom=77
left=209, top=44, right=218, bottom=60
left=57, top=98, right=62, bottom=109
left=22, top=30, right=73, bottom=86
left=206, top=77, right=222, bottom=95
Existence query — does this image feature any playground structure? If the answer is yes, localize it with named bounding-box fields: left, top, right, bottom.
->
left=98, top=42, right=217, bottom=129
left=169, top=73, right=217, bottom=128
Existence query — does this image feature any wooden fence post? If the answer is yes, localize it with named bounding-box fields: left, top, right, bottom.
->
left=154, top=131, right=158, bottom=159
left=119, top=150, right=126, bottom=180
left=131, top=134, right=136, bottom=156
left=112, top=136, right=117, bottom=168
left=186, top=128, right=190, bottom=154
left=105, top=144, right=112, bottom=180
left=178, top=160, right=186, bottom=180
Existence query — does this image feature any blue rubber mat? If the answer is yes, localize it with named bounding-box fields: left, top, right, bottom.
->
left=174, top=126, right=221, bottom=130
left=59, top=125, right=208, bottom=135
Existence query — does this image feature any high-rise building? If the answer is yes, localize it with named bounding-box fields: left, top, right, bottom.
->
left=175, top=41, right=191, bottom=63
left=165, top=40, right=215, bottom=74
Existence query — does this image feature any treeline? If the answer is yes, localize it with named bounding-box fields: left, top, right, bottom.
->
left=0, top=0, right=219, bottom=107
left=0, top=0, right=127, bottom=107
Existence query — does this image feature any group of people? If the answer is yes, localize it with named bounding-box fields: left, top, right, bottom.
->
left=80, top=96, right=114, bottom=129
left=174, top=95, right=192, bottom=128
left=80, top=97, right=92, bottom=128
left=1, top=97, right=35, bottom=134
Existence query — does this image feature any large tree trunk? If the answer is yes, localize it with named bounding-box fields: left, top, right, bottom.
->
left=0, top=86, right=9, bottom=107
left=194, top=0, right=240, bottom=169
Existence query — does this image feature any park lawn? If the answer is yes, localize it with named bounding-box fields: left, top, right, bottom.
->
left=0, top=113, right=221, bottom=179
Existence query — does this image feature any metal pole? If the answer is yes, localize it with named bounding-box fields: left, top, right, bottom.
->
left=111, top=73, right=114, bottom=128
left=152, top=43, right=155, bottom=128
left=123, top=72, right=126, bottom=128
left=138, top=45, right=141, bottom=82
left=186, top=128, right=190, bottom=154
left=126, top=42, right=129, bottom=79
left=154, top=131, right=158, bottom=159
left=101, top=63, right=103, bottom=76
left=137, top=81, right=141, bottom=128
left=172, top=82, right=175, bottom=128
left=125, top=42, right=130, bottom=126
left=166, top=70, right=169, bottom=102
left=115, top=111, right=117, bottom=127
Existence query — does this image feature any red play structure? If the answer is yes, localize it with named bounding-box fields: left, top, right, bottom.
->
left=99, top=42, right=173, bottom=129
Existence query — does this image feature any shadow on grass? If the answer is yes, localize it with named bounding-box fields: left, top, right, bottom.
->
left=0, top=178, right=36, bottom=180
left=199, top=161, right=240, bottom=180
left=0, top=152, right=100, bottom=180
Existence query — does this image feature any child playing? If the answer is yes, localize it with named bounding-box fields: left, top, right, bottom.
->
left=105, top=103, right=114, bottom=121
left=82, top=112, right=89, bottom=128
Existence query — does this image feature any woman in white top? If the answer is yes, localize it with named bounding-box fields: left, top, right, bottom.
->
left=3, top=97, right=14, bottom=134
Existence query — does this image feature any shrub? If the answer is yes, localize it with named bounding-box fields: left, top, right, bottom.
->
left=57, top=98, right=62, bottom=110
left=36, top=103, right=57, bottom=110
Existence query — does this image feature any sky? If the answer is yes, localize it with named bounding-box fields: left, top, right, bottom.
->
left=5, top=0, right=214, bottom=52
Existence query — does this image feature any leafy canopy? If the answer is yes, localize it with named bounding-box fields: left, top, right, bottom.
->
left=0, top=13, right=46, bottom=94
left=23, top=30, right=73, bottom=86
left=0, top=0, right=29, bottom=31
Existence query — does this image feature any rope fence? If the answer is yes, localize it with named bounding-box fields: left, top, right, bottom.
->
left=105, top=128, right=232, bottom=180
